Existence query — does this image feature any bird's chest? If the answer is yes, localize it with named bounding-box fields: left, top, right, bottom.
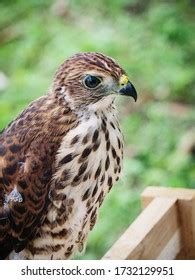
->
left=36, top=111, right=123, bottom=259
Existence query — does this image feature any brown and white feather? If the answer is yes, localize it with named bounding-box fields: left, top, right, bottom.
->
left=0, top=52, right=135, bottom=260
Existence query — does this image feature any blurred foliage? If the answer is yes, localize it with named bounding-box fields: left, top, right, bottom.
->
left=0, top=0, right=194, bottom=259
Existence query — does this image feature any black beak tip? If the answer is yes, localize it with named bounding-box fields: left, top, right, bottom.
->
left=119, top=81, right=138, bottom=102
left=130, top=82, right=138, bottom=102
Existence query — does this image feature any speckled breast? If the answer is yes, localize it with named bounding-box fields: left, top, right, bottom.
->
left=23, top=108, right=123, bottom=259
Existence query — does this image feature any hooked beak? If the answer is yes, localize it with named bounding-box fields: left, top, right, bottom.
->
left=118, top=75, right=137, bottom=102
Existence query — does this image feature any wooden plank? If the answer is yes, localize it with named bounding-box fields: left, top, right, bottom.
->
left=141, top=187, right=195, bottom=259
left=178, top=197, right=195, bottom=259
left=157, top=229, right=181, bottom=259
left=141, top=187, right=195, bottom=208
left=103, top=197, right=180, bottom=260
left=176, top=249, right=186, bottom=260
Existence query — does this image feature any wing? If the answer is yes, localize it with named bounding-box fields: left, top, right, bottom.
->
left=0, top=95, right=77, bottom=259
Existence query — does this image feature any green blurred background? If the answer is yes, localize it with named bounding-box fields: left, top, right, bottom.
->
left=0, top=0, right=194, bottom=259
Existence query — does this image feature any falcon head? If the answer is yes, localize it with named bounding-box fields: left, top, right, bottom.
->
left=53, top=52, right=137, bottom=110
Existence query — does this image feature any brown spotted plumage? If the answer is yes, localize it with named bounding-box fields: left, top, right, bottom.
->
left=0, top=52, right=137, bottom=259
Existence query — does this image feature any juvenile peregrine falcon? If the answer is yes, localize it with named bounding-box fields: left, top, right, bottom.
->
left=0, top=52, right=137, bottom=259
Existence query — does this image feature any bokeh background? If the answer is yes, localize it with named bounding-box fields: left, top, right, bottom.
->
left=0, top=0, right=194, bottom=259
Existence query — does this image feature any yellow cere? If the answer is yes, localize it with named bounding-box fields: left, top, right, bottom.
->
left=119, top=75, right=129, bottom=86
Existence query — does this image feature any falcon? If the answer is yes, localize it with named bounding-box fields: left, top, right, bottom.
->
left=0, top=52, right=137, bottom=259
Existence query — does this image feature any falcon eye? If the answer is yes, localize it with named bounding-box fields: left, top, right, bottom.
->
left=83, top=75, right=101, bottom=89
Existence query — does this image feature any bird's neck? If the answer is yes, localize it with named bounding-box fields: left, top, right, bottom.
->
left=53, top=87, right=116, bottom=116
left=85, top=96, right=116, bottom=113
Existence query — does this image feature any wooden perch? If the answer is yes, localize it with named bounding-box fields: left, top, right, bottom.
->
left=103, top=186, right=195, bottom=260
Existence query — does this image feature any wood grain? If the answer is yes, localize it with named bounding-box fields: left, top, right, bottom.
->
left=103, top=197, right=180, bottom=259
left=142, top=187, right=195, bottom=259
left=103, top=187, right=195, bottom=260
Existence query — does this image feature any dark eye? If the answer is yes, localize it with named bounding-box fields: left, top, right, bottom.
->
left=83, top=75, right=101, bottom=89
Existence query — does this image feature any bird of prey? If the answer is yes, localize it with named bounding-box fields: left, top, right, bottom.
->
left=0, top=52, right=137, bottom=260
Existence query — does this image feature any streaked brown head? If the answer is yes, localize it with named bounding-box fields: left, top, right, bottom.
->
left=52, top=52, right=137, bottom=110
